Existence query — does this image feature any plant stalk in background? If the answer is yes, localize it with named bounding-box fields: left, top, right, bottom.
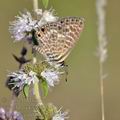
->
left=96, top=0, right=107, bottom=120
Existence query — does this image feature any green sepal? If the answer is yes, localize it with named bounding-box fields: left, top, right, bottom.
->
left=42, top=0, right=49, bottom=8
left=23, top=84, right=29, bottom=98
left=41, top=80, right=48, bottom=97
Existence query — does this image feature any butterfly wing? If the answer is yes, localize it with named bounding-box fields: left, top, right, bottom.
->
left=33, top=17, right=84, bottom=64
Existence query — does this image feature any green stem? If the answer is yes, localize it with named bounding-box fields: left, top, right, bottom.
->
left=33, top=0, right=39, bottom=11
left=32, top=53, right=43, bottom=105
left=32, top=0, right=43, bottom=106
left=34, top=80, right=43, bottom=105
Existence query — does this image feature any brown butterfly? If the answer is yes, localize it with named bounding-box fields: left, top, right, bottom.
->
left=33, top=17, right=84, bottom=66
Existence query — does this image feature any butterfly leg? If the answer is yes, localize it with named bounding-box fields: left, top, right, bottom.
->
left=60, top=61, right=69, bottom=82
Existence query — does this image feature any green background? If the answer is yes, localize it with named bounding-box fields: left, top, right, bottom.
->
left=0, top=0, right=119, bottom=120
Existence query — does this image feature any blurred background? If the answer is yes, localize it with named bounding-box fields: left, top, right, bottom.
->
left=0, top=0, right=120, bottom=120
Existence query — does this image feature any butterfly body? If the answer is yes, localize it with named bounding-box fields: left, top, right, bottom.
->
left=33, top=17, right=84, bottom=65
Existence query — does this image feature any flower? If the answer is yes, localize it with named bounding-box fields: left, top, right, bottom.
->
left=37, top=9, right=58, bottom=27
left=0, top=108, right=24, bottom=120
left=52, top=109, right=69, bottom=120
left=9, top=11, right=37, bottom=41
left=12, top=111, right=24, bottom=120
left=34, top=9, right=43, bottom=16
left=6, top=70, right=39, bottom=96
left=25, top=71, right=39, bottom=85
left=9, top=9, right=58, bottom=41
left=41, top=69, right=62, bottom=87
left=0, top=108, right=5, bottom=120
left=35, top=103, right=68, bottom=120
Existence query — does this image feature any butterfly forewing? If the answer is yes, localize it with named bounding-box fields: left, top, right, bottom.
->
left=33, top=17, right=84, bottom=64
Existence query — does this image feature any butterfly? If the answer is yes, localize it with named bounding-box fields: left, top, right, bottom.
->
left=33, top=17, right=84, bottom=66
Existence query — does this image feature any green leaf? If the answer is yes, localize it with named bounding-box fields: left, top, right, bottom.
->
left=23, top=85, right=29, bottom=98
left=42, top=0, right=49, bottom=8
left=41, top=80, right=48, bottom=97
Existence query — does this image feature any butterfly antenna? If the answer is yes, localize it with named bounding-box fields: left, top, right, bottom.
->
left=60, top=61, right=69, bottom=82
left=65, top=64, right=68, bottom=82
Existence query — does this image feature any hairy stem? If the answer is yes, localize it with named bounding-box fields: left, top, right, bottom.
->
left=33, top=0, right=39, bottom=11
left=33, top=81, right=43, bottom=105
left=9, top=67, right=22, bottom=119
left=33, top=55, right=43, bottom=105
left=8, top=93, right=16, bottom=120
left=32, top=0, right=43, bottom=105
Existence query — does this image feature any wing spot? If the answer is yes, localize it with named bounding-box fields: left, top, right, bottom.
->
left=80, top=21, right=83, bottom=25
left=60, top=20, right=64, bottom=24
left=37, top=33, right=41, bottom=37
left=41, top=27, right=45, bottom=32
left=66, top=19, right=69, bottom=22
left=58, top=26, right=62, bottom=30
left=71, top=18, right=74, bottom=22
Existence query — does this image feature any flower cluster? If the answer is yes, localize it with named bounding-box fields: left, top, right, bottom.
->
left=7, top=8, right=69, bottom=120
left=0, top=108, right=24, bottom=120
left=9, top=9, right=58, bottom=42
left=6, top=62, right=62, bottom=96
left=52, top=109, right=69, bottom=120
left=36, top=9, right=58, bottom=27
left=35, top=103, right=68, bottom=120
left=6, top=70, right=39, bottom=96
left=9, top=11, right=37, bottom=41
left=41, top=68, right=63, bottom=87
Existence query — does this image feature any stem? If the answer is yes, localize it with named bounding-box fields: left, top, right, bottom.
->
left=32, top=0, right=43, bottom=105
left=33, top=55, right=43, bottom=105
left=33, top=0, right=39, bottom=11
left=9, top=93, right=16, bottom=113
left=96, top=0, right=107, bottom=120
left=33, top=81, right=43, bottom=105
left=32, top=0, right=43, bottom=107
left=9, top=67, right=22, bottom=119
left=99, top=62, right=105, bottom=120
left=8, top=93, right=16, bottom=120
left=8, top=61, right=23, bottom=119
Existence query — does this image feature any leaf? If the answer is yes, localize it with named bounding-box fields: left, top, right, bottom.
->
left=42, top=0, right=49, bottom=8
left=41, top=80, right=48, bottom=97
left=23, top=85, right=29, bottom=98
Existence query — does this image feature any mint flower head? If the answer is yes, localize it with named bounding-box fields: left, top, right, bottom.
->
left=0, top=108, right=24, bottom=120
left=52, top=109, right=69, bottom=120
left=6, top=70, right=39, bottom=96
left=41, top=69, right=63, bottom=87
left=9, top=11, right=37, bottom=41
left=36, top=8, right=58, bottom=27
left=9, top=9, right=58, bottom=42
